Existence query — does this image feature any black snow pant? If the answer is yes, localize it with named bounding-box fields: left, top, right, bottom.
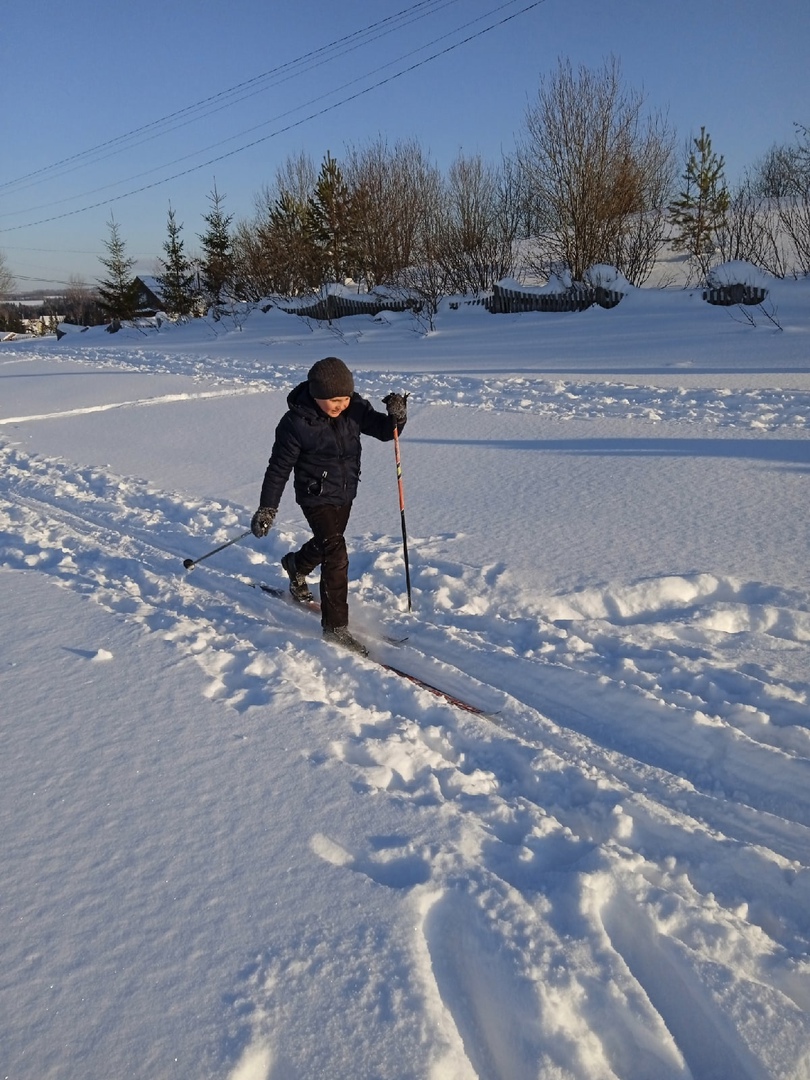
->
left=294, top=504, right=353, bottom=630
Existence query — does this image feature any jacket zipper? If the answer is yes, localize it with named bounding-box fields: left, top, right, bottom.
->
left=332, top=419, right=349, bottom=495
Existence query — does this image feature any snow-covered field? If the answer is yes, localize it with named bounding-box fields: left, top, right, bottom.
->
left=2, top=276, right=809, bottom=1079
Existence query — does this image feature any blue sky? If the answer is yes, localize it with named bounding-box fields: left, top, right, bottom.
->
left=2, top=0, right=808, bottom=291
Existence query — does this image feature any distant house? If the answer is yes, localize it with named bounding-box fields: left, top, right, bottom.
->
left=134, top=276, right=167, bottom=316
left=22, top=313, right=64, bottom=336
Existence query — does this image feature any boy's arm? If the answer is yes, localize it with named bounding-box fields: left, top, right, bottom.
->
left=252, top=417, right=301, bottom=536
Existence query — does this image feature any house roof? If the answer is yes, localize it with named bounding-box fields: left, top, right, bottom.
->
left=135, top=275, right=167, bottom=302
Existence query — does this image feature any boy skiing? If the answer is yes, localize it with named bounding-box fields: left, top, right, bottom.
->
left=251, top=356, right=407, bottom=656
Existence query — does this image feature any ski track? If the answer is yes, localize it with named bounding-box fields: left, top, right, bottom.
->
left=7, top=343, right=810, bottom=430
left=2, top=366, right=810, bottom=1077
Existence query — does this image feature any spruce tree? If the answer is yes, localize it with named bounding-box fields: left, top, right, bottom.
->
left=669, top=127, right=730, bottom=274
left=157, top=205, right=197, bottom=319
left=307, top=152, right=359, bottom=284
left=198, top=183, right=234, bottom=314
left=267, top=192, right=321, bottom=294
left=97, top=216, right=139, bottom=325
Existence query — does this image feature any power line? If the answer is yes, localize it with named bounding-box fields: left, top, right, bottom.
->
left=0, top=0, right=459, bottom=196
left=0, top=0, right=461, bottom=219
left=2, top=245, right=106, bottom=255
left=13, top=274, right=94, bottom=286
left=0, top=0, right=545, bottom=235
left=1, top=0, right=499, bottom=221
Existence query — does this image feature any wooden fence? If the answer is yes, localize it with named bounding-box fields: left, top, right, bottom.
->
left=264, top=279, right=770, bottom=322
left=486, top=282, right=625, bottom=313
left=702, top=284, right=769, bottom=306
left=269, top=293, right=420, bottom=321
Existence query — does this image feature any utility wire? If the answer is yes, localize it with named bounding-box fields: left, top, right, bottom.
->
left=2, top=0, right=516, bottom=221
left=14, top=274, right=100, bottom=286
left=0, top=0, right=546, bottom=235
left=0, top=0, right=458, bottom=195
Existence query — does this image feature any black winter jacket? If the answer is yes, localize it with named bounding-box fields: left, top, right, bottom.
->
left=259, top=382, right=404, bottom=509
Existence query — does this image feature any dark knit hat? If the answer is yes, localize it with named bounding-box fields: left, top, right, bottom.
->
left=308, top=356, right=355, bottom=400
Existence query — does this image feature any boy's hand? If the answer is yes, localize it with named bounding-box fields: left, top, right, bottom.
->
left=251, top=506, right=277, bottom=538
left=382, top=392, right=408, bottom=424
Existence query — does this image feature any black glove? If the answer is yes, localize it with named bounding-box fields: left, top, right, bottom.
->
left=251, top=506, right=277, bottom=538
left=382, top=392, right=408, bottom=425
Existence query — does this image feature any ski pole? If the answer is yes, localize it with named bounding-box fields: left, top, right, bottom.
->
left=182, top=529, right=252, bottom=570
left=392, top=421, right=413, bottom=612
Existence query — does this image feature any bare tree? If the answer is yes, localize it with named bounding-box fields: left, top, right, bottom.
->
left=399, top=164, right=451, bottom=329
left=777, top=193, right=810, bottom=277
left=272, top=150, right=318, bottom=207
left=231, top=218, right=276, bottom=300
left=715, top=174, right=788, bottom=277
left=440, top=153, right=519, bottom=294
left=754, top=139, right=809, bottom=199
left=343, top=137, right=437, bottom=289
left=518, top=56, right=675, bottom=283
left=774, top=125, right=810, bottom=276
left=609, top=123, right=675, bottom=284
left=63, top=275, right=102, bottom=325
left=747, top=125, right=810, bottom=277
left=0, top=249, right=15, bottom=298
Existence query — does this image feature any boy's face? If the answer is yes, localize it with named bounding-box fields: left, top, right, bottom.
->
left=315, top=396, right=351, bottom=418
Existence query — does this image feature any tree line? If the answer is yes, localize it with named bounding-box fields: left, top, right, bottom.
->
left=3, top=57, right=809, bottom=330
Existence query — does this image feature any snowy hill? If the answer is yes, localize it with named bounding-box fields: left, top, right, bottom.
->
left=1, top=277, right=809, bottom=1079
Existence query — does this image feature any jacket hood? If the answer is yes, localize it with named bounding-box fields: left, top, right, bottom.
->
left=287, top=381, right=321, bottom=421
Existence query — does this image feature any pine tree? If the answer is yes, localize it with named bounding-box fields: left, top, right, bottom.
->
left=267, top=192, right=321, bottom=294
left=307, top=153, right=359, bottom=284
left=198, top=182, right=234, bottom=314
left=157, top=205, right=197, bottom=319
left=97, top=216, right=140, bottom=325
left=669, top=127, right=730, bottom=274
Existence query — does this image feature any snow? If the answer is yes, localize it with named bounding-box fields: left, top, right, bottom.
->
left=706, top=261, right=772, bottom=290
left=1, top=278, right=809, bottom=1079
left=583, top=265, right=632, bottom=292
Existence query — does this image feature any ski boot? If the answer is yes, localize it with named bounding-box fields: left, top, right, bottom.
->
left=322, top=625, right=369, bottom=657
left=281, top=552, right=316, bottom=604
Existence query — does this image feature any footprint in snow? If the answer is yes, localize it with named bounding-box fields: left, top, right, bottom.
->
left=310, top=832, right=431, bottom=889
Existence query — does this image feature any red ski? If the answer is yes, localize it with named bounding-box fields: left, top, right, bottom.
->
left=253, top=582, right=491, bottom=716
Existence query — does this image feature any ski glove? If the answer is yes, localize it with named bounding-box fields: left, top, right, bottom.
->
left=251, top=506, right=277, bottom=538
left=382, top=392, right=408, bottom=425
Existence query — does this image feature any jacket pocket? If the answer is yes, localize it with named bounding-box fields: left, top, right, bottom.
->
left=306, top=470, right=327, bottom=497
